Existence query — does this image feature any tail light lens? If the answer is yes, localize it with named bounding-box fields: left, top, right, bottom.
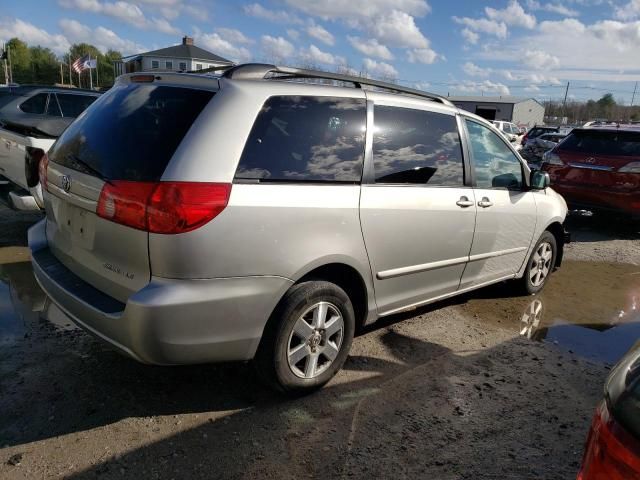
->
left=38, top=152, right=49, bottom=191
left=97, top=181, right=231, bottom=234
left=578, top=402, right=640, bottom=480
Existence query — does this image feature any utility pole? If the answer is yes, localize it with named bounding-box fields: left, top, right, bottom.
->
left=7, top=45, right=12, bottom=84
left=2, top=43, right=8, bottom=85
left=632, top=81, right=638, bottom=107
left=562, top=81, right=570, bottom=119
left=60, top=62, right=63, bottom=85
left=89, top=54, right=93, bottom=90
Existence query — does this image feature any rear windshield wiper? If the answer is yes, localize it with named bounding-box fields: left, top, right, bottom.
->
left=65, top=154, right=112, bottom=184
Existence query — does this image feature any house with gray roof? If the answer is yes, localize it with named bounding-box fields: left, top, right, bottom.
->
left=116, top=36, right=234, bottom=76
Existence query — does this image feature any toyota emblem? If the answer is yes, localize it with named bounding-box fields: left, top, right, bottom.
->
left=584, top=157, right=596, bottom=164
left=61, top=175, right=72, bottom=193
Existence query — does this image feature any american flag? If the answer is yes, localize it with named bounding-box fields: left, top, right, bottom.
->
left=72, top=55, right=96, bottom=73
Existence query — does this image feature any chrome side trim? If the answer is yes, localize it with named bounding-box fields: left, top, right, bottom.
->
left=377, top=246, right=526, bottom=280
left=468, top=246, right=527, bottom=262
left=378, top=273, right=515, bottom=317
left=377, top=255, right=469, bottom=280
left=567, top=162, right=613, bottom=172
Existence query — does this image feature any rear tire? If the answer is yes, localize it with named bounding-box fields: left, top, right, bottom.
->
left=519, top=231, right=557, bottom=295
left=254, top=281, right=355, bottom=395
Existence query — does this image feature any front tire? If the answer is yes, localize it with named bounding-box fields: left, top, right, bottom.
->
left=520, top=231, right=557, bottom=295
left=254, top=281, right=355, bottom=394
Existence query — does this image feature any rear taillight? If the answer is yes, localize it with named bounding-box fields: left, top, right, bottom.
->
left=38, top=153, right=49, bottom=191
left=578, top=402, right=640, bottom=480
left=97, top=181, right=231, bottom=234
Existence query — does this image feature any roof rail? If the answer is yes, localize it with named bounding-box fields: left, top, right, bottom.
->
left=221, top=63, right=454, bottom=107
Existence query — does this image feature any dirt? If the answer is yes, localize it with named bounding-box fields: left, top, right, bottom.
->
left=0, top=202, right=638, bottom=480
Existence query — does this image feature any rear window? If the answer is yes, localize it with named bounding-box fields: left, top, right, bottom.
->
left=55, top=93, right=98, bottom=117
left=235, top=96, right=366, bottom=183
left=559, top=130, right=640, bottom=156
left=529, top=127, right=556, bottom=138
left=19, top=93, right=48, bottom=114
left=49, top=84, right=214, bottom=181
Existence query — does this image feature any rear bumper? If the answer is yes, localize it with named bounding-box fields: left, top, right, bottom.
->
left=28, top=219, right=293, bottom=365
left=548, top=182, right=640, bottom=216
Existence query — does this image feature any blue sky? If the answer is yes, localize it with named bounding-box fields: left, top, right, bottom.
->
left=1, top=0, right=639, bottom=103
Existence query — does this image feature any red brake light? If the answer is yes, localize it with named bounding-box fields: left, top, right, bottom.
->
left=578, top=402, right=640, bottom=480
left=96, top=181, right=231, bottom=234
left=38, top=152, right=49, bottom=191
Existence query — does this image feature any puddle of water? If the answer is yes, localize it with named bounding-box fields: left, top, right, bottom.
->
left=459, top=261, right=640, bottom=364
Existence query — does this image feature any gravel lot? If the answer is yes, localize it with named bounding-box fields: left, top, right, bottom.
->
left=0, top=204, right=638, bottom=480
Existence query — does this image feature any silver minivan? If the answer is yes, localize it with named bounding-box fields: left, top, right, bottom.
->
left=29, top=64, right=569, bottom=393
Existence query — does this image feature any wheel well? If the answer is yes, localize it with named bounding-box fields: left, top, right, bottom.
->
left=298, top=263, right=368, bottom=330
left=545, top=222, right=565, bottom=267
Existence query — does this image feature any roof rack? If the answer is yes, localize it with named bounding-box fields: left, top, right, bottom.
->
left=221, top=63, right=454, bottom=107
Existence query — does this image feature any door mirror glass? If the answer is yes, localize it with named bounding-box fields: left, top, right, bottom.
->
left=530, top=170, right=550, bottom=190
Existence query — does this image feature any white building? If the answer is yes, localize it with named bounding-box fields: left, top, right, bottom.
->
left=116, top=36, right=233, bottom=75
left=448, top=96, right=545, bottom=128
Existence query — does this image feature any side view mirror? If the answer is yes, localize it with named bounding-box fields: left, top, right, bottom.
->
left=530, top=170, right=550, bottom=190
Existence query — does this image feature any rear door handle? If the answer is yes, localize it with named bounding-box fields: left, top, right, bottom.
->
left=456, top=196, right=474, bottom=208
left=478, top=197, right=493, bottom=208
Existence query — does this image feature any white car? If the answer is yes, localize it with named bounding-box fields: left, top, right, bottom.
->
left=492, top=121, right=523, bottom=144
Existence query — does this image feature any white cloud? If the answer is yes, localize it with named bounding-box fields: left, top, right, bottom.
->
left=215, top=28, right=254, bottom=45
left=286, top=29, right=300, bottom=40
left=461, top=28, right=480, bottom=44
left=453, top=17, right=508, bottom=38
left=362, top=58, right=398, bottom=78
left=306, top=22, right=335, bottom=45
left=194, top=30, right=252, bottom=63
left=370, top=10, right=429, bottom=48
left=523, top=49, right=560, bottom=68
left=462, top=62, right=492, bottom=77
left=300, top=44, right=345, bottom=65
left=477, top=18, right=640, bottom=80
left=0, top=18, right=70, bottom=54
left=347, top=36, right=393, bottom=60
left=527, top=1, right=580, bottom=16
left=282, top=0, right=431, bottom=20
left=260, top=35, right=296, bottom=59
left=243, top=3, right=303, bottom=24
left=58, top=18, right=144, bottom=54
left=453, top=80, right=511, bottom=96
left=58, top=0, right=179, bottom=34
left=485, top=1, right=537, bottom=28
left=406, top=47, right=439, bottom=64
left=614, top=0, right=640, bottom=20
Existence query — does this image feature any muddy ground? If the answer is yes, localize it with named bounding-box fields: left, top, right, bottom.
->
left=0, top=204, right=638, bottom=480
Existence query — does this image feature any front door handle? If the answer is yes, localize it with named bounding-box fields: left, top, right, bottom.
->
left=478, top=197, right=493, bottom=208
left=456, top=196, right=474, bottom=208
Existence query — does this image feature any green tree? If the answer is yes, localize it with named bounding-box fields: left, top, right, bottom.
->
left=5, top=38, right=31, bottom=83
left=29, top=46, right=59, bottom=84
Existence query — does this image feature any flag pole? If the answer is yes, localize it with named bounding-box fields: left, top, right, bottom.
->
left=68, top=54, right=72, bottom=86
left=89, top=54, right=93, bottom=90
left=96, top=55, right=99, bottom=88
left=60, top=62, right=63, bottom=85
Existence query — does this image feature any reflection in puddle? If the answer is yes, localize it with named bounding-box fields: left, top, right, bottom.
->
left=460, top=261, right=640, bottom=364
left=0, top=248, right=73, bottom=348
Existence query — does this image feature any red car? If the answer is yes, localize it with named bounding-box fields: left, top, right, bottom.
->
left=578, top=342, right=640, bottom=479
left=542, top=126, right=640, bottom=218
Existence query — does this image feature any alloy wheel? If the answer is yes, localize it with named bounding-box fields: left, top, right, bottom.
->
left=287, top=302, right=344, bottom=379
left=529, top=242, right=553, bottom=287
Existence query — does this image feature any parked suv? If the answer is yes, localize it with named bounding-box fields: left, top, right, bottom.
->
left=29, top=64, right=569, bottom=393
left=542, top=126, right=640, bottom=218
left=0, top=86, right=100, bottom=210
left=521, top=125, right=559, bottom=147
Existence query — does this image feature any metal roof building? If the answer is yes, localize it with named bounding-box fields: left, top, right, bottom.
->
left=448, top=96, right=545, bottom=128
